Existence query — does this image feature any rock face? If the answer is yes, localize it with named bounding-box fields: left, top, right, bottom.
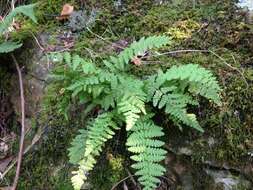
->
left=237, top=0, right=253, bottom=23
left=164, top=140, right=253, bottom=190
left=10, top=34, right=53, bottom=126
left=205, top=169, right=251, bottom=190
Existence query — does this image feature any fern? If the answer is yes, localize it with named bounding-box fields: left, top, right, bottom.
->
left=146, top=64, right=221, bottom=131
left=0, top=4, right=37, bottom=53
left=105, top=35, right=171, bottom=71
left=52, top=35, right=222, bottom=190
left=68, top=129, right=87, bottom=164
left=69, top=112, right=119, bottom=190
left=118, top=93, right=146, bottom=130
left=0, top=41, right=22, bottom=53
left=154, top=64, right=221, bottom=104
left=126, top=119, right=167, bottom=190
left=0, top=4, right=37, bottom=34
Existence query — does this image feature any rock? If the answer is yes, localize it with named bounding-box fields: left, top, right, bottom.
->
left=237, top=0, right=253, bottom=24
left=165, top=152, right=194, bottom=189
left=237, top=0, right=253, bottom=11
left=10, top=33, right=53, bottom=123
left=205, top=169, right=252, bottom=190
left=165, top=134, right=253, bottom=189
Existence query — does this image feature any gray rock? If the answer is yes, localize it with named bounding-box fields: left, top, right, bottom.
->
left=205, top=169, right=252, bottom=190
left=237, top=0, right=253, bottom=24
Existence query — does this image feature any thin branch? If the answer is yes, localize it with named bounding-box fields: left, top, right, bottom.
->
left=148, top=49, right=248, bottom=88
left=10, top=53, right=25, bottom=190
left=151, top=49, right=209, bottom=57
left=126, top=169, right=141, bottom=190
left=208, top=50, right=249, bottom=88
left=0, top=127, right=44, bottom=180
left=29, top=32, right=45, bottom=52
left=86, top=27, right=124, bottom=50
left=111, top=174, right=137, bottom=190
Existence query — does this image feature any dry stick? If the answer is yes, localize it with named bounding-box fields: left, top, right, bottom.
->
left=150, top=49, right=248, bottom=88
left=111, top=175, right=133, bottom=190
left=208, top=50, right=249, bottom=89
left=1, top=128, right=44, bottom=180
left=151, top=49, right=209, bottom=57
left=126, top=169, right=141, bottom=190
left=10, top=54, right=25, bottom=190
left=29, top=32, right=45, bottom=52
left=86, top=27, right=124, bottom=50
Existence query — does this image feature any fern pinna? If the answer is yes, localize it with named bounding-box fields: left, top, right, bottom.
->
left=52, top=36, right=221, bottom=190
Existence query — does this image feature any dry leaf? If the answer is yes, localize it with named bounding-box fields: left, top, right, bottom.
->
left=131, top=57, right=142, bottom=66
left=56, top=4, right=74, bottom=20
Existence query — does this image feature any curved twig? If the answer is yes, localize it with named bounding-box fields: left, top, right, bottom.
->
left=111, top=174, right=137, bottom=190
left=10, top=54, right=25, bottom=190
left=148, top=49, right=248, bottom=88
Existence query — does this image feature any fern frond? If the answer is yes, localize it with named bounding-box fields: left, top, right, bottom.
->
left=105, top=36, right=170, bottom=71
left=0, top=4, right=37, bottom=34
left=158, top=64, right=221, bottom=104
left=152, top=88, right=203, bottom=131
left=0, top=41, right=22, bottom=53
left=127, top=119, right=167, bottom=190
left=70, top=112, right=119, bottom=190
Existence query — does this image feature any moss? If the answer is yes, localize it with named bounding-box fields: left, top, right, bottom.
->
left=89, top=153, right=126, bottom=190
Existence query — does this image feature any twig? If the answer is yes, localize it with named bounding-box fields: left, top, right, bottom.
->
left=208, top=50, right=249, bottom=88
left=111, top=174, right=137, bottom=190
left=123, top=181, right=128, bottom=190
left=10, top=54, right=25, bottom=190
left=126, top=169, right=136, bottom=185
left=0, top=128, right=43, bottom=180
left=86, top=27, right=124, bottom=50
left=29, top=32, right=45, bottom=52
left=148, top=49, right=248, bottom=88
left=126, top=169, right=141, bottom=190
left=151, top=49, right=209, bottom=57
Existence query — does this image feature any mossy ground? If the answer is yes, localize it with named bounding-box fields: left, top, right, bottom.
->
left=1, top=0, right=253, bottom=189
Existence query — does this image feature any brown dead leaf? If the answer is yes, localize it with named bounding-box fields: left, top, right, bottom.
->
left=56, top=4, right=74, bottom=20
left=131, top=57, right=142, bottom=66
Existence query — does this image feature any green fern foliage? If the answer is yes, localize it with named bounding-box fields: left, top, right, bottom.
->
left=0, top=4, right=37, bottom=34
left=146, top=63, right=221, bottom=132
left=0, top=41, right=22, bottom=53
left=69, top=112, right=119, bottom=190
left=127, top=119, right=167, bottom=190
left=53, top=35, right=222, bottom=190
left=155, top=64, right=221, bottom=104
left=118, top=93, right=146, bottom=130
left=105, top=35, right=170, bottom=71
left=68, top=129, right=87, bottom=164
left=0, top=4, right=37, bottom=54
